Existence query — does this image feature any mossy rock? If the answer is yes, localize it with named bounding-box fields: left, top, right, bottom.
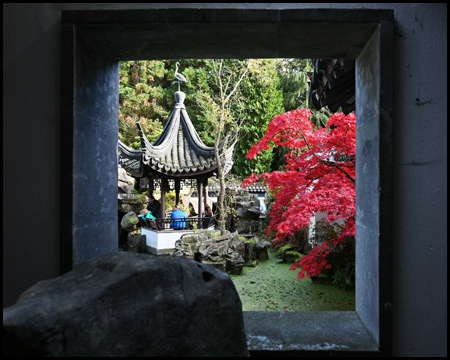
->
left=181, top=235, right=198, bottom=243
left=120, top=211, right=139, bottom=231
left=244, top=260, right=258, bottom=267
left=205, top=230, right=221, bottom=237
left=284, top=251, right=303, bottom=264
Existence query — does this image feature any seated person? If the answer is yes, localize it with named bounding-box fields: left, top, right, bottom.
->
left=202, top=205, right=214, bottom=227
left=147, top=195, right=163, bottom=230
left=170, top=204, right=187, bottom=229
left=140, top=208, right=157, bottom=229
left=147, top=195, right=161, bottom=218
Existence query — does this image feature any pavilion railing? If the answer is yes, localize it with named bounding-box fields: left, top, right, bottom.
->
left=139, top=215, right=217, bottom=231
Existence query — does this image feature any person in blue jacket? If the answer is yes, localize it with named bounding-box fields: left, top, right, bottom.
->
left=171, top=204, right=187, bottom=229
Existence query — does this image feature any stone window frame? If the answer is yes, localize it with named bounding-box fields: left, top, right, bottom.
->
left=61, top=8, right=393, bottom=355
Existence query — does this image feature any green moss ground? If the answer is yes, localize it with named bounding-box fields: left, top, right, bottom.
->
left=229, top=250, right=355, bottom=311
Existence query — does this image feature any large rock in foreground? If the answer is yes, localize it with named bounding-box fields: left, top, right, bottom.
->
left=3, top=252, right=249, bottom=357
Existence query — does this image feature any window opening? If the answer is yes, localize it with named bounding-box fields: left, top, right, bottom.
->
left=117, top=58, right=357, bottom=312
left=62, top=8, right=393, bottom=354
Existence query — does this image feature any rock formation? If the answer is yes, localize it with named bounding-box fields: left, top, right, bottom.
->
left=233, top=194, right=264, bottom=234
left=173, top=230, right=271, bottom=275
left=3, top=252, right=249, bottom=357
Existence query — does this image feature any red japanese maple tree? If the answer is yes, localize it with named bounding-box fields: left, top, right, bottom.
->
left=242, top=109, right=356, bottom=279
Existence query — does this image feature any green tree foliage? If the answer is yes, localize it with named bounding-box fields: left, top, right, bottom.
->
left=196, top=59, right=252, bottom=232
left=232, top=59, right=285, bottom=177
left=176, top=60, right=215, bottom=146
left=119, top=60, right=215, bottom=149
left=276, top=58, right=313, bottom=111
left=277, top=58, right=332, bottom=128
left=119, top=61, right=168, bottom=148
left=118, top=58, right=327, bottom=175
left=270, top=58, right=332, bottom=171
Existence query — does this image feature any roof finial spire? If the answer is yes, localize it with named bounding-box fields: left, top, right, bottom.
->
left=175, top=62, right=187, bottom=91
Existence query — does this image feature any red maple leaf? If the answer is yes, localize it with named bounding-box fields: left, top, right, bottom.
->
left=243, top=109, right=356, bottom=278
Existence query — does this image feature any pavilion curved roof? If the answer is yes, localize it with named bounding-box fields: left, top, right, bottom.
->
left=119, top=90, right=233, bottom=179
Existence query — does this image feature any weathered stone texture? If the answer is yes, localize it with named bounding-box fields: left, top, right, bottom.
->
left=233, top=194, right=264, bottom=234
left=173, top=230, right=271, bottom=275
left=126, top=234, right=147, bottom=253
left=3, top=252, right=249, bottom=357
left=120, top=211, right=139, bottom=231
left=118, top=166, right=135, bottom=194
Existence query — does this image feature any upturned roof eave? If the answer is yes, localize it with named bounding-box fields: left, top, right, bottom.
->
left=145, top=163, right=219, bottom=179
left=124, top=90, right=232, bottom=179
left=139, top=104, right=216, bottom=159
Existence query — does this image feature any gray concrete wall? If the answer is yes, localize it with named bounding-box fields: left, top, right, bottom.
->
left=3, top=3, right=447, bottom=357
left=72, top=27, right=120, bottom=265
left=355, top=27, right=383, bottom=347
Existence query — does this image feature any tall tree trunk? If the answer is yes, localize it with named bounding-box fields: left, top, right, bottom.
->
left=198, top=59, right=252, bottom=234
left=214, top=141, right=226, bottom=233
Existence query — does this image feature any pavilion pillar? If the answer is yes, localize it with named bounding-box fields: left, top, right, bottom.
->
left=197, top=178, right=204, bottom=217
left=160, top=177, right=167, bottom=219
left=203, top=177, right=209, bottom=208
left=175, top=178, right=181, bottom=206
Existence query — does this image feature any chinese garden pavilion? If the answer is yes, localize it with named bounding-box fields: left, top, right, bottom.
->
left=118, top=89, right=234, bottom=220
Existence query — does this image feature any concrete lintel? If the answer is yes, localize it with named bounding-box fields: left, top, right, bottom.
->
left=63, top=9, right=385, bottom=60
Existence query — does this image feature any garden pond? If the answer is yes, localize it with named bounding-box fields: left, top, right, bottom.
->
left=229, top=250, right=355, bottom=311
